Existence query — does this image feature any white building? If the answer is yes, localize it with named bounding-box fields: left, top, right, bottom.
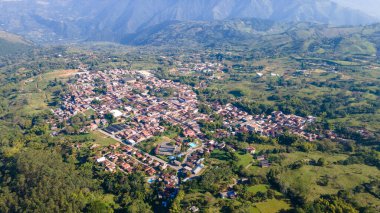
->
left=110, top=109, right=123, bottom=118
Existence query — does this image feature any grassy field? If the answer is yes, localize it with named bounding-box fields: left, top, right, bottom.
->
left=64, top=131, right=119, bottom=147
left=17, top=92, right=49, bottom=114
left=210, top=149, right=231, bottom=162
left=237, top=151, right=254, bottom=167
left=244, top=150, right=380, bottom=205
left=43, top=69, right=79, bottom=81
left=253, top=144, right=281, bottom=152
left=352, top=193, right=380, bottom=211
left=330, top=113, right=380, bottom=133
left=181, top=192, right=270, bottom=213
left=255, top=199, right=292, bottom=213
left=90, top=131, right=119, bottom=147
left=181, top=192, right=222, bottom=212
left=18, top=69, right=79, bottom=114
left=211, top=149, right=253, bottom=167
left=279, top=163, right=380, bottom=202
left=279, top=151, right=348, bottom=166
left=245, top=151, right=349, bottom=177
left=248, top=184, right=269, bottom=194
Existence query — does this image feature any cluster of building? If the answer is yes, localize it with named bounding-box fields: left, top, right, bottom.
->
left=175, top=62, right=223, bottom=75
left=212, top=103, right=319, bottom=141
left=53, top=69, right=209, bottom=144
left=55, top=69, right=318, bottom=148
left=181, top=149, right=206, bottom=177
left=54, top=69, right=322, bottom=188
left=95, top=142, right=182, bottom=203
left=96, top=143, right=169, bottom=176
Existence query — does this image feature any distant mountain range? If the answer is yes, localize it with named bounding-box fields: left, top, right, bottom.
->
left=123, top=19, right=380, bottom=58
left=331, top=0, right=380, bottom=19
left=0, top=0, right=379, bottom=43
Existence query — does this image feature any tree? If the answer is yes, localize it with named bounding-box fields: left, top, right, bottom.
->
left=267, top=189, right=276, bottom=199
left=86, top=200, right=113, bottom=213
left=170, top=190, right=185, bottom=213
left=104, top=113, right=116, bottom=124
left=306, top=195, right=358, bottom=213
left=127, top=200, right=153, bottom=213
left=278, top=132, right=303, bottom=146
left=317, top=158, right=326, bottom=166
left=91, top=99, right=102, bottom=105
left=297, top=142, right=317, bottom=152
left=0, top=149, right=99, bottom=212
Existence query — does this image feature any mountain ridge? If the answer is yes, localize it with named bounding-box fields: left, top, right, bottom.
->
left=120, top=19, right=380, bottom=58
left=0, top=0, right=378, bottom=43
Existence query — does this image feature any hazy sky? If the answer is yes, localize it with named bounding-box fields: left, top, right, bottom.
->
left=0, top=0, right=379, bottom=18
left=331, top=0, right=380, bottom=18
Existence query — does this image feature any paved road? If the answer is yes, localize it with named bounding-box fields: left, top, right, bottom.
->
left=97, top=130, right=181, bottom=171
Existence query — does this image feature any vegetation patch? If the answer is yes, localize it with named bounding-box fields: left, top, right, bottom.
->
left=255, top=199, right=292, bottom=213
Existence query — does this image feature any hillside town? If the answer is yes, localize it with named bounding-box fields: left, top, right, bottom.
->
left=52, top=68, right=321, bottom=201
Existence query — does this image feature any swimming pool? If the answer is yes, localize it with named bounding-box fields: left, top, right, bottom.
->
left=189, top=142, right=197, bottom=148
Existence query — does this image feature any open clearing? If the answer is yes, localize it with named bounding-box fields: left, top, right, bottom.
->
left=279, top=163, right=380, bottom=201
left=90, top=131, right=119, bottom=147
left=18, top=69, right=79, bottom=114
left=44, top=69, right=79, bottom=80
left=248, top=184, right=269, bottom=194
left=255, top=199, right=292, bottom=213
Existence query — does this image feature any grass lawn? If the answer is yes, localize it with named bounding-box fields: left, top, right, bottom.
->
left=237, top=152, right=254, bottom=167
left=64, top=131, right=118, bottom=147
left=246, top=165, right=271, bottom=177
left=253, top=144, right=281, bottom=152
left=255, top=199, right=292, bottom=213
left=248, top=184, right=269, bottom=194
left=182, top=192, right=221, bottom=211
left=89, top=131, right=119, bottom=146
left=210, top=149, right=230, bottom=161
left=247, top=206, right=261, bottom=213
left=210, top=150, right=253, bottom=167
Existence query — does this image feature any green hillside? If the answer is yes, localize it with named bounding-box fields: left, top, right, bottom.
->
left=122, top=20, right=380, bottom=58
left=0, top=31, right=32, bottom=55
